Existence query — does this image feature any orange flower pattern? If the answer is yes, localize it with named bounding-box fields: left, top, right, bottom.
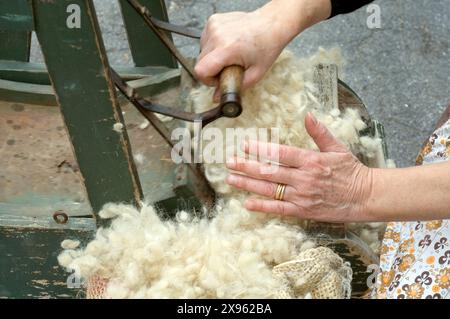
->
left=375, top=119, right=450, bottom=299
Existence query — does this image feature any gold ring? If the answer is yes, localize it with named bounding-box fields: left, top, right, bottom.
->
left=275, top=183, right=286, bottom=201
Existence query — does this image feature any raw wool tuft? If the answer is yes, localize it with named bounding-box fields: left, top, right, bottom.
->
left=347, top=222, right=388, bottom=253
left=386, top=159, right=396, bottom=168
left=133, top=153, right=146, bottom=165
left=139, top=119, right=150, bottom=130
left=61, top=239, right=80, bottom=250
left=58, top=249, right=82, bottom=267
left=155, top=114, right=173, bottom=122
left=58, top=48, right=390, bottom=298
left=112, top=122, right=124, bottom=133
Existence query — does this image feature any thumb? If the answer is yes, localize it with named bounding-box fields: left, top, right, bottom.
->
left=305, top=112, right=348, bottom=153
left=213, top=86, right=220, bottom=103
left=194, top=48, right=238, bottom=87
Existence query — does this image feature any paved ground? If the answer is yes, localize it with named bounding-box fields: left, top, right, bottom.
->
left=31, top=0, right=450, bottom=167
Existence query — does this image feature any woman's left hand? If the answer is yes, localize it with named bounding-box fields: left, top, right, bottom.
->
left=225, top=113, right=375, bottom=222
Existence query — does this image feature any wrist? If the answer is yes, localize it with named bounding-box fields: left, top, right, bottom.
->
left=363, top=168, right=385, bottom=221
left=364, top=167, right=406, bottom=222
left=258, top=0, right=331, bottom=45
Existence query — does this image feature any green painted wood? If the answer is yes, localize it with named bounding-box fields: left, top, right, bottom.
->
left=0, top=59, right=47, bottom=84
left=0, top=68, right=180, bottom=106
left=0, top=60, right=176, bottom=85
left=126, top=68, right=180, bottom=98
left=0, top=78, right=54, bottom=105
left=33, top=0, right=143, bottom=222
left=0, top=215, right=95, bottom=298
left=0, top=0, right=34, bottom=31
left=0, top=214, right=96, bottom=230
left=119, top=0, right=177, bottom=68
left=0, top=31, right=31, bottom=61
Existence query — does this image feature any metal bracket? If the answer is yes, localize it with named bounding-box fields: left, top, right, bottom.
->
left=126, top=0, right=200, bottom=78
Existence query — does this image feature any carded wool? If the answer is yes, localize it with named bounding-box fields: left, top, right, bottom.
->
left=59, top=48, right=390, bottom=298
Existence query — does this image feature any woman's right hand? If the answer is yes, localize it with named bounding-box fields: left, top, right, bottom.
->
left=194, top=0, right=332, bottom=98
left=194, top=8, right=289, bottom=94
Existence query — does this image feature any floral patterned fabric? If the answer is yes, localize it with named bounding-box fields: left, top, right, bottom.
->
left=375, top=119, right=450, bottom=299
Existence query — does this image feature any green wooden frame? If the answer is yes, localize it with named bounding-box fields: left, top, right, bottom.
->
left=0, top=0, right=34, bottom=31
left=119, top=0, right=177, bottom=68
left=0, top=62, right=181, bottom=106
left=0, top=31, right=31, bottom=61
left=0, top=0, right=33, bottom=61
left=0, top=0, right=215, bottom=298
left=0, top=0, right=211, bottom=218
left=0, top=60, right=175, bottom=84
left=0, top=215, right=95, bottom=298
left=33, top=0, right=143, bottom=220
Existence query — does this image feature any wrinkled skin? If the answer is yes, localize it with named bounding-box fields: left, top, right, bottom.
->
left=195, top=10, right=287, bottom=99
left=225, top=113, right=375, bottom=222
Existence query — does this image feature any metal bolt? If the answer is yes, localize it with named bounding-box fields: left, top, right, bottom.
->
left=53, top=210, right=69, bottom=224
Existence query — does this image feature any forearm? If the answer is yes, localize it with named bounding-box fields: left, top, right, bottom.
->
left=329, top=0, right=374, bottom=18
left=367, top=161, right=450, bottom=221
left=257, top=0, right=331, bottom=47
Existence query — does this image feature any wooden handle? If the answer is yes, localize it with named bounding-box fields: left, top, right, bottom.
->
left=219, top=65, right=244, bottom=96
left=219, top=65, right=244, bottom=118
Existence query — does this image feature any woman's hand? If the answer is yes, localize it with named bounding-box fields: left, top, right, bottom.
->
left=195, top=0, right=332, bottom=98
left=225, top=113, right=375, bottom=222
left=195, top=9, right=288, bottom=95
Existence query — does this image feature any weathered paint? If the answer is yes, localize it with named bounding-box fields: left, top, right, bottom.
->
left=33, top=0, right=143, bottom=224
left=0, top=0, right=34, bottom=31
left=0, top=215, right=95, bottom=298
left=0, top=60, right=175, bottom=85
left=0, top=31, right=31, bottom=61
left=119, top=0, right=177, bottom=68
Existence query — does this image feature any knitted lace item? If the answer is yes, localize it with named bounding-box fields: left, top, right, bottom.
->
left=86, top=247, right=352, bottom=299
left=272, top=247, right=353, bottom=299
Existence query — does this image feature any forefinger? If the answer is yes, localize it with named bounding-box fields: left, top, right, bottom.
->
left=243, top=140, right=317, bottom=168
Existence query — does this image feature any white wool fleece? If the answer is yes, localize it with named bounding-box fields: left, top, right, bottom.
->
left=59, top=199, right=308, bottom=298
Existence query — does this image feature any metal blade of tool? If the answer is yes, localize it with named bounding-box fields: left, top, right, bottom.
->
left=111, top=68, right=178, bottom=151
left=149, top=17, right=201, bottom=39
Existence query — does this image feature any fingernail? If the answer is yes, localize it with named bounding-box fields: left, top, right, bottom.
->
left=308, top=112, right=317, bottom=125
left=245, top=199, right=256, bottom=210
left=226, top=174, right=236, bottom=184
left=226, top=157, right=236, bottom=168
